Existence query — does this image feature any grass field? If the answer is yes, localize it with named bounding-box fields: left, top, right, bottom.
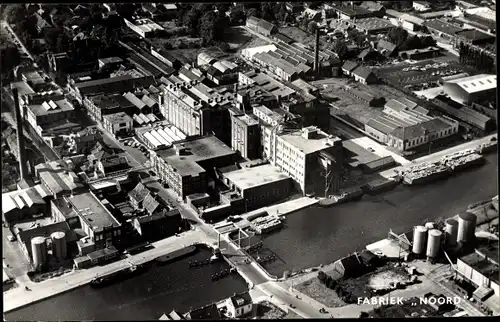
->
left=294, top=278, right=347, bottom=308
left=224, top=26, right=270, bottom=52
left=256, top=301, right=303, bottom=319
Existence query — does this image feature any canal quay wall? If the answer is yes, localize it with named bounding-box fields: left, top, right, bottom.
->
left=242, top=197, right=319, bottom=221
left=3, top=230, right=212, bottom=313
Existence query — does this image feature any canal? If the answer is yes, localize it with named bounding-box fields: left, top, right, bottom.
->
left=5, top=246, right=248, bottom=321
left=257, top=152, right=498, bottom=277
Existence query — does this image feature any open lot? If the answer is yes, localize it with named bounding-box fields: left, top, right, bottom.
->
left=279, top=26, right=316, bottom=47
left=119, top=137, right=149, bottom=165
left=294, top=277, right=347, bottom=308
left=318, top=79, right=411, bottom=124
left=365, top=297, right=439, bottom=318
left=225, top=26, right=269, bottom=52
left=375, top=60, right=476, bottom=86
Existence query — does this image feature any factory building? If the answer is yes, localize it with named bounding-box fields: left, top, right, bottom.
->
left=136, top=124, right=187, bottom=150
left=84, top=93, right=136, bottom=124
left=424, top=19, right=463, bottom=41
left=35, top=160, right=85, bottom=198
left=150, top=135, right=239, bottom=199
left=443, top=74, right=497, bottom=105
left=260, top=125, right=343, bottom=196
left=159, top=69, right=233, bottom=146
left=132, top=208, right=182, bottom=242
left=26, top=99, right=80, bottom=138
left=246, top=16, right=278, bottom=36
left=398, top=47, right=441, bottom=61
left=222, top=163, right=293, bottom=211
left=456, top=244, right=499, bottom=297
left=230, top=112, right=261, bottom=160
left=55, top=192, right=122, bottom=254
left=334, top=4, right=375, bottom=20
left=365, top=98, right=459, bottom=151
left=102, top=112, right=134, bottom=137
left=350, top=17, right=394, bottom=35
left=2, top=184, right=51, bottom=224
left=124, top=18, right=165, bottom=38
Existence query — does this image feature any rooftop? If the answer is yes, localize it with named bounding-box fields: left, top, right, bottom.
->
left=103, top=112, right=133, bottom=124
left=476, top=244, right=499, bottom=265
left=234, top=114, right=259, bottom=126
left=425, top=19, right=463, bottom=36
left=2, top=184, right=49, bottom=214
left=460, top=251, right=499, bottom=284
left=27, top=99, right=74, bottom=117
left=338, top=4, right=372, bottom=16
left=156, top=135, right=237, bottom=177
left=35, top=160, right=83, bottom=195
left=67, top=192, right=121, bottom=231
left=445, top=74, right=496, bottom=94
left=279, top=127, right=342, bottom=154
left=351, top=17, right=393, bottom=31
left=455, top=29, right=495, bottom=42
left=51, top=197, right=79, bottom=219
left=224, top=164, right=290, bottom=190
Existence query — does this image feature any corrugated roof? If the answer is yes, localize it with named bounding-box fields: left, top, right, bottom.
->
left=446, top=74, right=496, bottom=94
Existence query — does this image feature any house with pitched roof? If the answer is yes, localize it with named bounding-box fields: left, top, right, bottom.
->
left=133, top=208, right=182, bottom=242
left=225, top=291, right=253, bottom=318
left=185, top=303, right=221, bottom=320
left=352, top=66, right=377, bottom=84
left=341, top=60, right=359, bottom=76
left=246, top=16, right=278, bottom=36
left=128, top=182, right=151, bottom=210
left=377, top=39, right=397, bottom=57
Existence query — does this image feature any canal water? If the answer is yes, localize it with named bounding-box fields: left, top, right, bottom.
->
left=257, top=152, right=498, bottom=277
left=6, top=246, right=248, bottom=321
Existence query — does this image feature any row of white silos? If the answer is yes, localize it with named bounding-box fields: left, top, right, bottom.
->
left=30, top=231, right=68, bottom=268
left=412, top=212, right=477, bottom=259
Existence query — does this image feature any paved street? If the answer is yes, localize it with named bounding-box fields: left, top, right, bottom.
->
left=3, top=230, right=211, bottom=313
left=2, top=226, right=32, bottom=278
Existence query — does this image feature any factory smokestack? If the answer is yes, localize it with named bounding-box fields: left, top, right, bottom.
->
left=314, top=28, right=320, bottom=78
left=11, top=85, right=29, bottom=181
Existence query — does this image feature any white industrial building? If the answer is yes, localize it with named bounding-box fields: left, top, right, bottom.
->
left=443, top=74, right=497, bottom=105
left=138, top=124, right=186, bottom=150
left=124, top=18, right=165, bottom=38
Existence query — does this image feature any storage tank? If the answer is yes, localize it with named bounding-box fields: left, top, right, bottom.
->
left=426, top=229, right=442, bottom=259
left=51, top=231, right=67, bottom=260
left=31, top=236, right=48, bottom=268
left=444, top=219, right=458, bottom=246
left=412, top=226, right=428, bottom=255
left=457, top=212, right=477, bottom=244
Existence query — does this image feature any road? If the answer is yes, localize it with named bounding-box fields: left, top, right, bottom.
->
left=1, top=20, right=35, bottom=62
left=2, top=226, right=32, bottom=278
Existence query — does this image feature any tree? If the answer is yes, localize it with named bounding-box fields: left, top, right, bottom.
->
left=246, top=8, right=260, bottom=18
left=260, top=3, right=275, bottom=22
left=116, top=3, right=135, bottom=20
left=230, top=5, right=246, bottom=25
left=275, top=4, right=288, bottom=23
left=330, top=39, right=348, bottom=59
left=0, top=45, right=21, bottom=72
left=387, top=27, right=408, bottom=46
left=2, top=4, right=27, bottom=25
left=199, top=11, right=229, bottom=44
left=307, top=21, right=318, bottom=33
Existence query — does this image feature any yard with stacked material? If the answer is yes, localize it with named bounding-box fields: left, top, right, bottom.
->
left=256, top=301, right=302, bottom=319
left=318, top=79, right=408, bottom=124
left=339, top=263, right=413, bottom=299
left=374, top=60, right=476, bottom=86
left=294, top=277, right=347, bottom=308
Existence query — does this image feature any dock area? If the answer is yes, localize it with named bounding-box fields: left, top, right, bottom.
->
left=3, top=230, right=211, bottom=313
left=242, top=197, right=318, bottom=220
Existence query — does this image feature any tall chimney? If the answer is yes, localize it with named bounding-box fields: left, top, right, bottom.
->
left=11, top=86, right=29, bottom=181
left=314, top=28, right=321, bottom=78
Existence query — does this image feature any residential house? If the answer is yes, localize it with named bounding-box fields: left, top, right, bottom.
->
left=96, top=154, right=129, bottom=177
left=352, top=66, right=377, bottom=84
left=357, top=48, right=382, bottom=62
left=225, top=292, right=253, bottom=318
left=377, top=39, right=397, bottom=57
left=285, top=2, right=304, bottom=13
left=413, top=1, right=432, bottom=12
left=359, top=1, right=386, bottom=17
left=35, top=13, right=51, bottom=32
left=128, top=182, right=151, bottom=210
left=185, top=304, right=221, bottom=320
left=246, top=16, right=278, bottom=36
left=341, top=60, right=359, bottom=76
left=399, top=14, right=425, bottom=32
left=133, top=208, right=182, bottom=242
left=159, top=310, right=185, bottom=320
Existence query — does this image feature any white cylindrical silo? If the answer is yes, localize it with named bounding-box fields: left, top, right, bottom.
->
left=51, top=231, right=67, bottom=260
left=31, top=236, right=48, bottom=268
left=457, top=212, right=477, bottom=244
left=425, top=222, right=434, bottom=229
left=412, top=226, right=428, bottom=255
left=426, top=229, right=442, bottom=259
left=444, top=219, right=458, bottom=246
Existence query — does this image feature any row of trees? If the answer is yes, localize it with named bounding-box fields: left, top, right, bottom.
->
left=459, top=42, right=496, bottom=73
left=387, top=27, right=437, bottom=51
